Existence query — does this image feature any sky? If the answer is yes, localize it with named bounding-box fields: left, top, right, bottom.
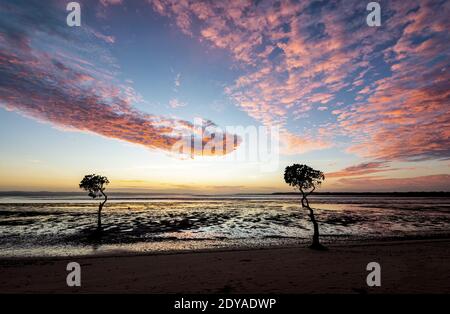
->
left=0, top=0, right=449, bottom=193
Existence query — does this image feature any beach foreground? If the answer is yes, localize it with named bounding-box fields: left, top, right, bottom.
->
left=0, top=239, right=449, bottom=294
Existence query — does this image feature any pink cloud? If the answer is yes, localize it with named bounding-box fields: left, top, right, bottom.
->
left=326, top=162, right=396, bottom=179
left=168, top=98, right=186, bottom=109
left=91, top=30, right=116, bottom=44
left=333, top=175, right=450, bottom=192
left=100, top=0, right=123, bottom=7
left=149, top=0, right=450, bottom=162
left=280, top=130, right=330, bottom=155
left=334, top=0, right=450, bottom=161
left=0, top=1, right=239, bottom=157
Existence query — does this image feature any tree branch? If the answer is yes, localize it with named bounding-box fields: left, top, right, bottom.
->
left=306, top=186, right=316, bottom=197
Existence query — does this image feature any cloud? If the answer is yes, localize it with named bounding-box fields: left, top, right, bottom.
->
left=0, top=0, right=239, bottom=157
left=3, top=0, right=448, bottom=163
left=91, top=30, right=115, bottom=44
left=174, top=73, right=181, bottom=88
left=149, top=0, right=450, bottom=161
left=149, top=0, right=335, bottom=153
left=326, top=162, right=395, bottom=178
left=333, top=0, right=450, bottom=161
left=100, top=0, right=123, bottom=7
left=333, top=174, right=450, bottom=192
left=168, top=98, right=186, bottom=109
left=280, top=130, right=330, bottom=155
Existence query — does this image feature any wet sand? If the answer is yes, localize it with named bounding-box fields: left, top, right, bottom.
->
left=2, top=196, right=450, bottom=258
left=0, top=239, right=449, bottom=294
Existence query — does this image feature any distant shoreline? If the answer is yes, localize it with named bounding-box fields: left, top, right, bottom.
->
left=1, top=191, right=450, bottom=198
left=270, top=191, right=450, bottom=197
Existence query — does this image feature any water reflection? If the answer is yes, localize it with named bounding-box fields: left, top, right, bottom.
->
left=0, top=196, right=449, bottom=257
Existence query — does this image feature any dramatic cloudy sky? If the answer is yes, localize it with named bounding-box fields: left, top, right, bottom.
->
left=0, top=0, right=449, bottom=192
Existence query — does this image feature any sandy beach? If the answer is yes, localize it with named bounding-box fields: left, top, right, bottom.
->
left=1, top=239, right=449, bottom=294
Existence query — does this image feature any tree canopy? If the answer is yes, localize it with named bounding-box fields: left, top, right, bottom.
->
left=79, top=174, right=109, bottom=199
left=284, top=164, right=325, bottom=192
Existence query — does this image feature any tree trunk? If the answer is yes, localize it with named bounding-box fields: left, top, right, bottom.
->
left=300, top=188, right=323, bottom=249
left=97, top=203, right=102, bottom=231
left=97, top=191, right=108, bottom=231
left=308, top=207, right=320, bottom=247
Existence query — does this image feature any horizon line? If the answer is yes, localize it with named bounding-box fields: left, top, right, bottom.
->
left=1, top=191, right=450, bottom=196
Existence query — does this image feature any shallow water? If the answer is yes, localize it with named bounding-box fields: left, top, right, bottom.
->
left=0, top=195, right=449, bottom=257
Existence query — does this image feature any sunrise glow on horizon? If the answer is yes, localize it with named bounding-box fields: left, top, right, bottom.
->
left=1, top=0, right=449, bottom=193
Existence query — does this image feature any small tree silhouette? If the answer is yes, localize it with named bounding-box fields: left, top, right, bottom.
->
left=284, top=164, right=326, bottom=250
left=79, top=174, right=109, bottom=232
